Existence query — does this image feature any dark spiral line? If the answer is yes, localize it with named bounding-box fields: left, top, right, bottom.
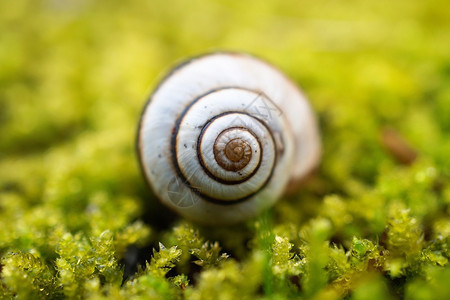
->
left=197, top=122, right=263, bottom=185
left=170, top=87, right=278, bottom=205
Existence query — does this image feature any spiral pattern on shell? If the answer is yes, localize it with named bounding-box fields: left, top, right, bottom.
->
left=173, top=88, right=281, bottom=203
left=138, top=52, right=321, bottom=224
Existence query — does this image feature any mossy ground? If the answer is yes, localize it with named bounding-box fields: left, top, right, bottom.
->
left=1, top=0, right=449, bottom=299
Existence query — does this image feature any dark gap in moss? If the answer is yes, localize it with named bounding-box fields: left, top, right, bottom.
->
left=140, top=195, right=178, bottom=231
left=196, top=224, right=253, bottom=261
left=184, top=257, right=203, bottom=287
left=164, top=265, right=179, bottom=279
left=289, top=275, right=302, bottom=291
left=121, top=244, right=140, bottom=283
left=256, top=283, right=265, bottom=296
left=329, top=235, right=345, bottom=247
left=422, top=217, right=435, bottom=242
left=386, top=275, right=407, bottom=300
left=368, top=259, right=385, bottom=273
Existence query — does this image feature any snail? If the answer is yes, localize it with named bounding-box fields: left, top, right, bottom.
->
left=137, top=52, right=321, bottom=225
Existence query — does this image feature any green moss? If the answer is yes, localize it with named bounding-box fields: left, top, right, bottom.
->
left=1, top=0, right=449, bottom=299
left=1, top=251, right=59, bottom=299
left=55, top=231, right=122, bottom=298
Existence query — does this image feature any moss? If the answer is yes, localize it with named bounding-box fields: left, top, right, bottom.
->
left=1, top=0, right=449, bottom=299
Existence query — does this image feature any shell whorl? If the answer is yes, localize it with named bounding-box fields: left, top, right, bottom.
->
left=172, top=88, right=279, bottom=203
left=138, top=52, right=321, bottom=224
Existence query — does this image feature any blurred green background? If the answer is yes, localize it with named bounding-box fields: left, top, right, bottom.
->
left=0, top=0, right=449, bottom=299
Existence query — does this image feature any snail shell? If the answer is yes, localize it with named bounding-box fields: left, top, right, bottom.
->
left=138, top=52, right=320, bottom=225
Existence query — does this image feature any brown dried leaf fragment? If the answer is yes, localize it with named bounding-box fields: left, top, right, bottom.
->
left=381, top=128, right=417, bottom=165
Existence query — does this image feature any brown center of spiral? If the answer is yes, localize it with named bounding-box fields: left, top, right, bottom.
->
left=214, top=138, right=252, bottom=172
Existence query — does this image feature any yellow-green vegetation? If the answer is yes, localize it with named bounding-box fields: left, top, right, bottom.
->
left=1, top=0, right=449, bottom=299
